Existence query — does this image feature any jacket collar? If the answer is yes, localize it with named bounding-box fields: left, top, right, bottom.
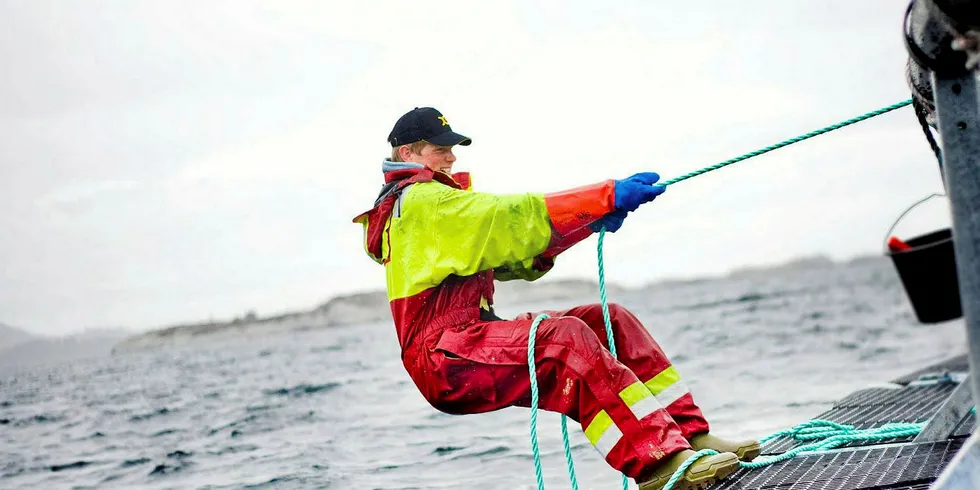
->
left=381, top=159, right=471, bottom=190
left=354, top=161, right=472, bottom=264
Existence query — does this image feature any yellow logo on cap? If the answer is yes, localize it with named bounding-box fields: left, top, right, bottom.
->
left=437, top=116, right=449, bottom=126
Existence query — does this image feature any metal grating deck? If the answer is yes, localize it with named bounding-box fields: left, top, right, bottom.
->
left=835, top=384, right=956, bottom=408
left=764, top=384, right=962, bottom=454
left=954, top=411, right=976, bottom=437
left=711, top=355, right=975, bottom=489
left=713, top=439, right=963, bottom=490
left=891, top=354, right=969, bottom=385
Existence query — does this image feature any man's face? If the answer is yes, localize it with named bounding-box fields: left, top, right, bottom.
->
left=404, top=143, right=457, bottom=174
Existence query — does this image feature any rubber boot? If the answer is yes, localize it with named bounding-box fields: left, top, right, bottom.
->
left=636, top=449, right=740, bottom=490
left=689, top=432, right=762, bottom=462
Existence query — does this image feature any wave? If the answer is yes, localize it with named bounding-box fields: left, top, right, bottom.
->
left=49, top=461, right=92, bottom=472
left=130, top=407, right=173, bottom=422
left=121, top=458, right=151, bottom=468
left=243, top=476, right=300, bottom=489
left=262, top=382, right=340, bottom=398
left=151, top=428, right=181, bottom=437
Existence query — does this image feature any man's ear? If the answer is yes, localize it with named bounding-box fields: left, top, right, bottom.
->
left=397, top=145, right=413, bottom=162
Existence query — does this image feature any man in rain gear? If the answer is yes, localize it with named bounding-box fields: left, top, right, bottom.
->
left=354, top=107, right=760, bottom=489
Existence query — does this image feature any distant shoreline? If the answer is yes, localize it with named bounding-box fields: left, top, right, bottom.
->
left=109, top=253, right=889, bottom=353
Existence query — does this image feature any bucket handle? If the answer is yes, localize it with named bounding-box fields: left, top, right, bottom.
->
left=883, top=192, right=947, bottom=252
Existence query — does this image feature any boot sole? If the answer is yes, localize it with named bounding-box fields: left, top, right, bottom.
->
left=736, top=442, right=762, bottom=462
left=676, top=454, right=740, bottom=490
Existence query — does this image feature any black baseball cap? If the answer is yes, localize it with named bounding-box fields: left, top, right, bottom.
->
left=387, top=107, right=472, bottom=147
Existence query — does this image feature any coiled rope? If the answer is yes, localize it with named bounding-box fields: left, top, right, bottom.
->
left=526, top=99, right=917, bottom=489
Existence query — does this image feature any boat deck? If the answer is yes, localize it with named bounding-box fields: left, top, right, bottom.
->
left=713, top=354, right=974, bottom=489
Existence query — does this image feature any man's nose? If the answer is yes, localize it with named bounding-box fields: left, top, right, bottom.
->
left=446, top=150, right=456, bottom=162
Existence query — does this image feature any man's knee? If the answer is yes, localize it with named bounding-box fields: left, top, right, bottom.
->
left=539, top=315, right=590, bottom=336
left=606, top=302, right=627, bottom=316
left=605, top=302, right=647, bottom=326
left=578, top=301, right=626, bottom=314
left=537, top=316, right=603, bottom=355
left=579, top=302, right=633, bottom=323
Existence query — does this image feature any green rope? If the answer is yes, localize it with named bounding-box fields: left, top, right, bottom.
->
left=662, top=420, right=926, bottom=490
left=526, top=99, right=915, bottom=489
left=737, top=420, right=926, bottom=470
left=597, top=229, right=632, bottom=490
left=527, top=313, right=548, bottom=490
left=659, top=99, right=912, bottom=187
left=559, top=416, right=579, bottom=488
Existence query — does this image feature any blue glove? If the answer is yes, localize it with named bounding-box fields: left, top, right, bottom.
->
left=590, top=209, right=628, bottom=233
left=614, top=172, right=666, bottom=212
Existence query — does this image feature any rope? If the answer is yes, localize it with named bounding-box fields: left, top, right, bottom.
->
left=739, top=420, right=925, bottom=470
left=657, top=421, right=925, bottom=490
left=659, top=99, right=911, bottom=187
left=560, top=415, right=579, bottom=489
left=911, top=96, right=944, bottom=171
left=526, top=99, right=915, bottom=490
left=597, top=230, right=632, bottom=490
left=527, top=313, right=548, bottom=490
left=660, top=420, right=927, bottom=490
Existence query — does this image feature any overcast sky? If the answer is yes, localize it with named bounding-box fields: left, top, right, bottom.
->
left=1, top=1, right=950, bottom=335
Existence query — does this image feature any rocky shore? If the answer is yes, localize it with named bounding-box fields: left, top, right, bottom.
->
left=111, top=254, right=888, bottom=354
left=110, top=277, right=624, bottom=353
